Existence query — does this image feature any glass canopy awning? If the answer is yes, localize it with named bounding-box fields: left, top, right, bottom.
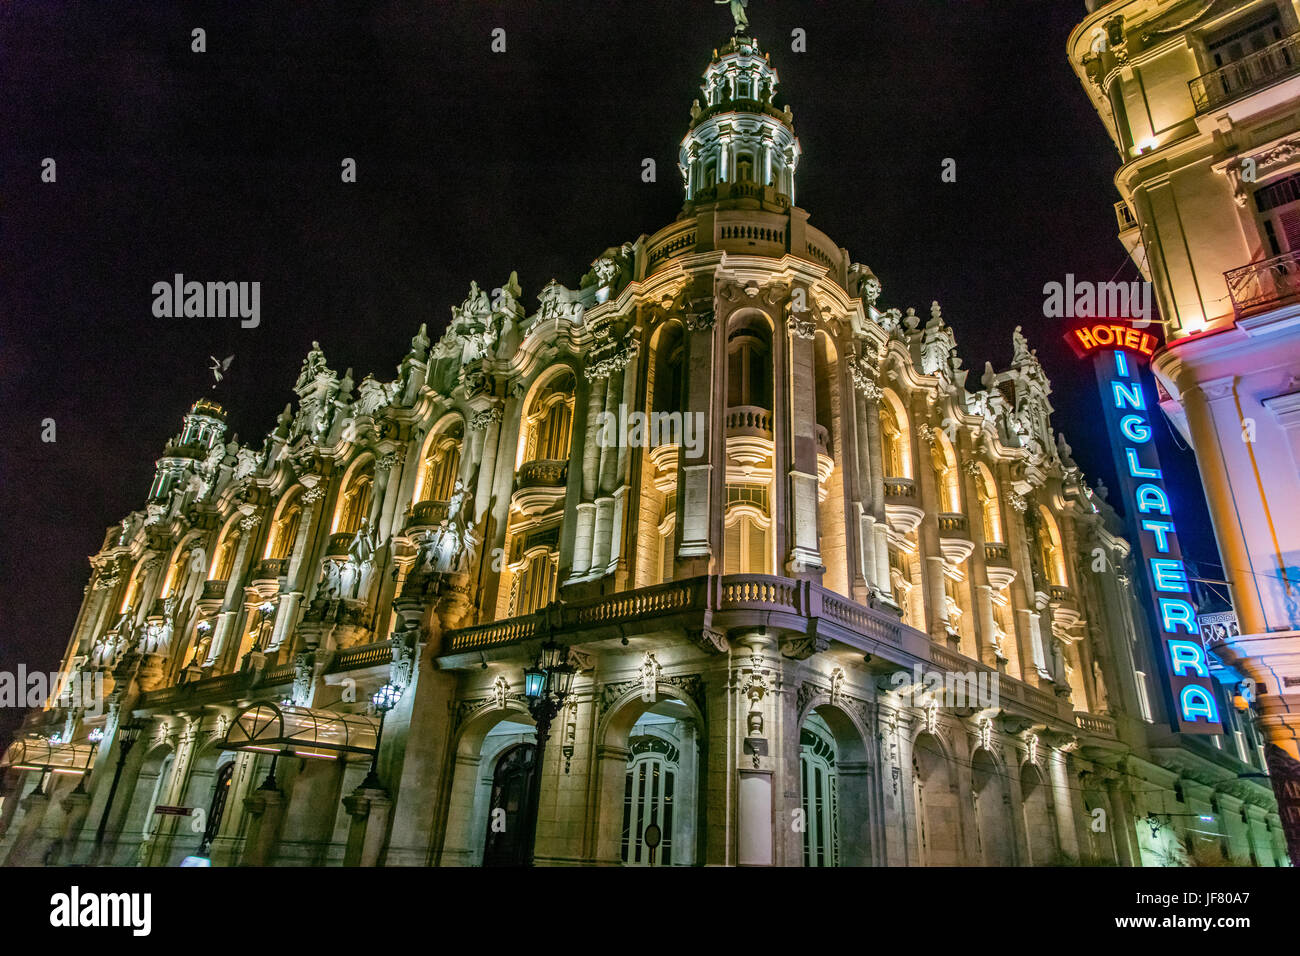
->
left=0, top=738, right=97, bottom=775
left=220, top=702, right=379, bottom=760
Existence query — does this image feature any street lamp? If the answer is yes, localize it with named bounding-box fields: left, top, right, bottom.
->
left=520, top=639, right=576, bottom=866
left=91, top=718, right=146, bottom=864
left=361, top=683, right=402, bottom=791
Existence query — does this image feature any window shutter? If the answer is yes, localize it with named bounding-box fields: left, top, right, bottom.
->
left=1279, top=206, right=1300, bottom=251
left=724, top=521, right=742, bottom=575
left=748, top=520, right=768, bottom=574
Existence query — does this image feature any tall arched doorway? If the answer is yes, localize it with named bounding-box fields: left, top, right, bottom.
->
left=620, top=701, right=698, bottom=866
left=971, top=748, right=1014, bottom=865
left=482, top=743, right=537, bottom=867
left=622, top=735, right=680, bottom=866
left=797, top=703, right=873, bottom=866
left=912, top=732, right=960, bottom=866
left=800, top=714, right=839, bottom=866
left=596, top=691, right=704, bottom=866
left=1020, top=761, right=1056, bottom=865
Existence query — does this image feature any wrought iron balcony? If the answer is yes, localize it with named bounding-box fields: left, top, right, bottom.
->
left=1224, top=249, right=1300, bottom=318
left=200, top=579, right=228, bottom=601
left=1189, top=33, right=1300, bottom=113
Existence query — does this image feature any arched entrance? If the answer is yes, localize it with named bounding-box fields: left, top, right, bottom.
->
left=796, top=703, right=874, bottom=866
left=482, top=743, right=537, bottom=868
left=1020, top=761, right=1057, bottom=865
left=800, top=714, right=838, bottom=866
left=597, top=690, right=704, bottom=866
left=971, top=748, right=1014, bottom=865
left=912, top=732, right=960, bottom=866
left=620, top=700, right=699, bottom=866
left=622, top=735, right=679, bottom=865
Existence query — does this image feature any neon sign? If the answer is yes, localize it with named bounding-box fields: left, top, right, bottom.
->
left=1096, top=346, right=1222, bottom=734
left=1067, top=322, right=1159, bottom=359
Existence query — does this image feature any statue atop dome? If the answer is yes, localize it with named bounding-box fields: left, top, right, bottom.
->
left=716, top=0, right=749, bottom=34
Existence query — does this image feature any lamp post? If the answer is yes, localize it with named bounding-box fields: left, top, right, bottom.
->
left=361, top=683, right=402, bottom=791
left=521, top=639, right=575, bottom=866
left=91, top=718, right=145, bottom=865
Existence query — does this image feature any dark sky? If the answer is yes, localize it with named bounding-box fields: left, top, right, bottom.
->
left=0, top=0, right=1220, bottom=746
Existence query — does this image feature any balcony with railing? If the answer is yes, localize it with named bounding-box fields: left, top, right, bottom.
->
left=725, top=405, right=773, bottom=439
left=1189, top=33, right=1300, bottom=113
left=512, top=458, right=570, bottom=515
left=406, top=499, right=449, bottom=532
left=883, top=477, right=923, bottom=535
left=1225, top=250, right=1300, bottom=318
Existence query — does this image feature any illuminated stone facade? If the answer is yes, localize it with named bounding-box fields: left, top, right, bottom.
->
left=1070, top=1, right=1300, bottom=776
left=1, top=35, right=1287, bottom=867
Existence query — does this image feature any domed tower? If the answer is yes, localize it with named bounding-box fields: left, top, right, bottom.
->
left=679, top=36, right=801, bottom=209
left=149, top=398, right=228, bottom=502
left=634, top=35, right=858, bottom=597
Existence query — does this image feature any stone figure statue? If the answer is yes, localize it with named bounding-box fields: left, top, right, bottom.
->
left=717, top=0, right=749, bottom=33
left=317, top=559, right=343, bottom=601
left=418, top=480, right=480, bottom=575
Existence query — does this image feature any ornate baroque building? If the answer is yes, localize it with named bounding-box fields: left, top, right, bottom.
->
left=2, top=34, right=1288, bottom=867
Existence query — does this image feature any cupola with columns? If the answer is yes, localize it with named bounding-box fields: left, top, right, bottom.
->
left=679, top=36, right=800, bottom=210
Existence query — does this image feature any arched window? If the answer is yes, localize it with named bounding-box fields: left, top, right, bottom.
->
left=976, top=464, right=1003, bottom=543
left=879, top=395, right=910, bottom=479
left=211, top=526, right=241, bottom=582
left=511, top=550, right=557, bottom=617
left=120, top=564, right=148, bottom=615
left=160, top=544, right=194, bottom=599
left=520, top=371, right=576, bottom=466
left=657, top=493, right=677, bottom=585
left=930, top=434, right=960, bottom=513
left=723, top=489, right=771, bottom=575
left=421, top=425, right=463, bottom=503
left=652, top=325, right=685, bottom=417
left=736, top=151, right=754, bottom=182
left=266, top=491, right=303, bottom=561
left=336, top=470, right=374, bottom=535
left=726, top=324, right=772, bottom=410
left=1037, top=507, right=1068, bottom=588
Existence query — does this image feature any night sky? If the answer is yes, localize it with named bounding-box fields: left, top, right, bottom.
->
left=0, top=0, right=1220, bottom=747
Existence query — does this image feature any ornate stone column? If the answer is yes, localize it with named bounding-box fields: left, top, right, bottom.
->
left=784, top=300, right=824, bottom=578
